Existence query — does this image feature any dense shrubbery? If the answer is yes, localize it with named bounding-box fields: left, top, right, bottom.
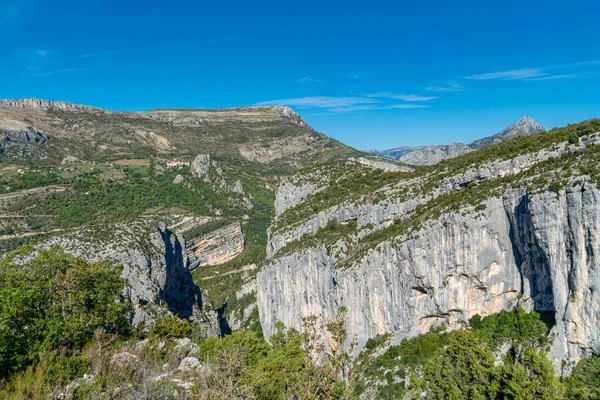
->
left=0, top=247, right=130, bottom=377
left=352, top=308, right=600, bottom=399
left=1, top=267, right=600, bottom=400
left=0, top=313, right=350, bottom=399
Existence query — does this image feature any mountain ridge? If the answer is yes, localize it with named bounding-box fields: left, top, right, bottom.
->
left=370, top=116, right=547, bottom=166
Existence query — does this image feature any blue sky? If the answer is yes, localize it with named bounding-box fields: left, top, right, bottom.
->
left=1, top=0, right=599, bottom=150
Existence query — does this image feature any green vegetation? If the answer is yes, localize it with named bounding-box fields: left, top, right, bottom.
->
left=352, top=308, right=552, bottom=399
left=0, top=247, right=130, bottom=377
left=0, top=305, right=350, bottom=399
left=353, top=308, right=600, bottom=399
left=1, top=253, right=599, bottom=400
left=411, top=330, right=563, bottom=399
left=274, top=118, right=600, bottom=270
left=564, top=356, right=600, bottom=399
left=0, top=158, right=276, bottom=315
left=275, top=118, right=600, bottom=242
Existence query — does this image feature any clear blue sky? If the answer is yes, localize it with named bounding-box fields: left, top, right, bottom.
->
left=1, top=0, right=599, bottom=150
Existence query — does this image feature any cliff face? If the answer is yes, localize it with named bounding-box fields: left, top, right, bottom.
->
left=187, top=222, right=245, bottom=270
left=257, top=184, right=600, bottom=369
left=0, top=117, right=49, bottom=157
left=35, top=221, right=219, bottom=334
left=257, top=125, right=600, bottom=372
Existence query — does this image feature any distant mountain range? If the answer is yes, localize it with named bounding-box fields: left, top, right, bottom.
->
left=368, top=116, right=547, bottom=166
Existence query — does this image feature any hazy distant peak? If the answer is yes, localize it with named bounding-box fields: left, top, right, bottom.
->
left=471, top=116, right=546, bottom=148
left=497, top=116, right=546, bottom=137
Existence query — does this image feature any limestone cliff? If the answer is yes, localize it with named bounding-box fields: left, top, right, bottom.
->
left=257, top=123, right=600, bottom=373
left=187, top=222, right=245, bottom=270
left=32, top=221, right=219, bottom=334
left=258, top=185, right=600, bottom=370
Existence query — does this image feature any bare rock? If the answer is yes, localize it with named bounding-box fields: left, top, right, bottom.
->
left=178, top=357, right=201, bottom=372
left=190, top=154, right=211, bottom=177
left=173, top=174, right=184, bottom=184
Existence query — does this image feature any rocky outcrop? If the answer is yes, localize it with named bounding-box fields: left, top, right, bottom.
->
left=0, top=98, right=104, bottom=113
left=61, top=156, right=81, bottom=164
left=257, top=183, right=600, bottom=371
left=187, top=222, right=245, bottom=270
left=133, top=130, right=174, bottom=152
left=190, top=154, right=211, bottom=178
left=267, top=105, right=308, bottom=127
left=239, top=134, right=320, bottom=164
left=35, top=221, right=219, bottom=334
left=399, top=142, right=473, bottom=166
left=0, top=117, right=49, bottom=155
left=349, top=156, right=413, bottom=172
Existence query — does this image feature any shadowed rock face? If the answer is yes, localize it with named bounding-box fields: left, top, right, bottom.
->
left=0, top=117, right=49, bottom=156
left=35, top=222, right=219, bottom=334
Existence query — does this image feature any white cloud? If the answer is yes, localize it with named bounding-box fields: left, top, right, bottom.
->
left=366, top=92, right=438, bottom=101
left=525, top=74, right=576, bottom=81
left=256, top=96, right=380, bottom=109
left=465, top=60, right=600, bottom=81
left=386, top=104, right=429, bottom=109
left=256, top=96, right=429, bottom=113
left=426, top=83, right=464, bottom=92
left=466, top=68, right=545, bottom=81
left=80, top=49, right=149, bottom=58
left=33, top=68, right=78, bottom=77
left=297, top=77, right=322, bottom=83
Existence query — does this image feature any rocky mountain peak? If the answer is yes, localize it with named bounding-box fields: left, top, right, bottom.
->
left=469, top=116, right=546, bottom=148
left=497, top=116, right=546, bottom=138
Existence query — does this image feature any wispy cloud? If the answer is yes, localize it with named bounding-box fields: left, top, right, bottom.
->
left=366, top=92, right=438, bottom=101
left=33, top=68, right=79, bottom=78
left=326, top=104, right=429, bottom=113
left=12, top=47, right=78, bottom=78
left=387, top=104, right=429, bottom=109
left=525, top=74, right=576, bottom=81
left=297, top=77, right=322, bottom=83
left=256, top=96, right=429, bottom=113
left=426, top=83, right=464, bottom=92
left=256, top=96, right=379, bottom=108
left=348, top=73, right=361, bottom=79
left=466, top=68, right=544, bottom=81
left=465, top=60, right=600, bottom=81
left=80, top=49, right=146, bottom=58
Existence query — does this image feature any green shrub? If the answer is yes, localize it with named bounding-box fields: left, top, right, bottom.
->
left=0, top=247, right=130, bottom=376
left=148, top=316, right=193, bottom=340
